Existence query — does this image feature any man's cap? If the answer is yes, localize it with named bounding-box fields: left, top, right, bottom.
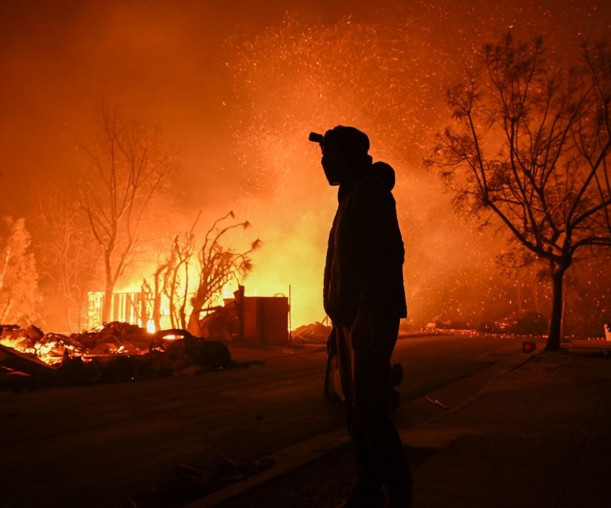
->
left=309, top=126, right=370, bottom=156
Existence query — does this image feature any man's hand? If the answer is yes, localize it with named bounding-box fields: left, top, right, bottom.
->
left=350, top=308, right=375, bottom=351
left=327, top=326, right=337, bottom=357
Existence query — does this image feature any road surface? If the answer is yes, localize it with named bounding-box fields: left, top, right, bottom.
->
left=0, top=334, right=527, bottom=507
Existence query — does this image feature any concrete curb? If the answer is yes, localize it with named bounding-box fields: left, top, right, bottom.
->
left=185, top=429, right=349, bottom=507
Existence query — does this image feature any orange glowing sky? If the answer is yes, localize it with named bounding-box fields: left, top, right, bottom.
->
left=0, top=0, right=609, bottom=330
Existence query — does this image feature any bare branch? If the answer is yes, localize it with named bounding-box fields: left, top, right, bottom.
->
left=427, top=34, right=611, bottom=349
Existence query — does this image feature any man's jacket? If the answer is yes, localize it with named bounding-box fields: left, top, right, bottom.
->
left=323, top=162, right=407, bottom=327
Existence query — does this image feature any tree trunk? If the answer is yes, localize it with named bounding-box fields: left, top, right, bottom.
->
left=153, top=271, right=162, bottom=331
left=546, top=266, right=566, bottom=351
left=178, top=304, right=186, bottom=330
left=187, top=310, right=202, bottom=337
left=101, top=253, right=114, bottom=324
left=187, top=292, right=205, bottom=337
left=102, top=287, right=113, bottom=324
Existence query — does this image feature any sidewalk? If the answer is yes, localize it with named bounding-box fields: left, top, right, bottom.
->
left=189, top=348, right=611, bottom=508
left=407, top=349, right=611, bottom=508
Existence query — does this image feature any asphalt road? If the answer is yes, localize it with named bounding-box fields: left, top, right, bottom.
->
left=0, top=334, right=526, bottom=507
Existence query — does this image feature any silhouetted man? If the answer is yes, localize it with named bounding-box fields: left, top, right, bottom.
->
left=310, top=126, right=412, bottom=508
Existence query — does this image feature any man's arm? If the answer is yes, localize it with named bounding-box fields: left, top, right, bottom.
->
left=350, top=181, right=402, bottom=348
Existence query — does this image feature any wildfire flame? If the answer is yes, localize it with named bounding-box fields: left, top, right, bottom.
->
left=0, top=333, right=68, bottom=366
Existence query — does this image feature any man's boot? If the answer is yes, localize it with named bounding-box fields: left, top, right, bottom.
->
left=386, top=473, right=413, bottom=508
left=337, top=478, right=387, bottom=508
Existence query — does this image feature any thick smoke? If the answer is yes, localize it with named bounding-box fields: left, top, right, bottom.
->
left=220, top=3, right=610, bottom=328
left=0, top=0, right=609, bottom=331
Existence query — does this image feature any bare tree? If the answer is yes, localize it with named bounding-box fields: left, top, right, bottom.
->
left=167, top=224, right=197, bottom=329
left=187, top=211, right=261, bottom=337
left=143, top=215, right=198, bottom=330
left=0, top=217, right=41, bottom=325
left=34, top=178, right=99, bottom=331
left=427, top=35, right=611, bottom=350
left=79, top=104, right=175, bottom=323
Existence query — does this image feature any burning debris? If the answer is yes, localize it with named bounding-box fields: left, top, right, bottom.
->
left=0, top=322, right=231, bottom=388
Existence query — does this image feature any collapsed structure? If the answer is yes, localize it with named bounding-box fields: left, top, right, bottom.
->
left=0, top=288, right=293, bottom=389
left=0, top=322, right=231, bottom=388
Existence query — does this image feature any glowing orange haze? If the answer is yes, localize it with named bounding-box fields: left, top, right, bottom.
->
left=0, top=0, right=608, bottom=333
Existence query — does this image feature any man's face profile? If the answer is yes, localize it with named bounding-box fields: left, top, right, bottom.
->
left=321, top=142, right=348, bottom=186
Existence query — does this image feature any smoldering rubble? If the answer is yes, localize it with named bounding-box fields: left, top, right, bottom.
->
left=0, top=322, right=232, bottom=389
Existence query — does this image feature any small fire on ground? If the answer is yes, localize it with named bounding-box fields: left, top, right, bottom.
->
left=0, top=322, right=231, bottom=387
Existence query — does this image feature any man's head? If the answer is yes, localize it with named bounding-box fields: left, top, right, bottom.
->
left=310, top=126, right=372, bottom=186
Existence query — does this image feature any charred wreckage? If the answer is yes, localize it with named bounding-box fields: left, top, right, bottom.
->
left=0, top=322, right=232, bottom=390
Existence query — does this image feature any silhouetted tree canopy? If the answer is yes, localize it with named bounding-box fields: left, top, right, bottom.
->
left=427, top=34, right=611, bottom=350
